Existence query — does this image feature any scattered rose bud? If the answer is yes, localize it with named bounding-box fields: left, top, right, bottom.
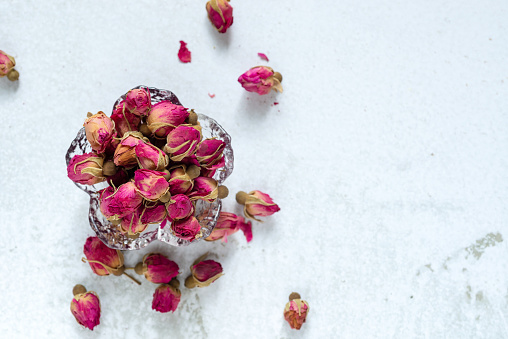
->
left=147, top=101, right=189, bottom=137
left=111, top=100, right=141, bottom=138
left=284, top=293, right=309, bottom=330
left=113, top=132, right=147, bottom=167
left=205, top=212, right=252, bottom=242
left=166, top=194, right=194, bottom=221
left=134, top=169, right=169, bottom=201
left=188, top=177, right=218, bottom=202
left=236, top=190, right=280, bottom=221
left=0, top=50, right=18, bottom=81
left=164, top=125, right=201, bottom=162
left=238, top=66, right=283, bottom=95
left=195, top=139, right=225, bottom=170
left=140, top=203, right=167, bottom=225
left=83, top=111, right=116, bottom=154
left=82, top=236, right=124, bottom=276
left=125, top=88, right=151, bottom=117
left=135, top=253, right=179, bottom=284
left=178, top=40, right=191, bottom=63
left=258, top=52, right=269, bottom=62
left=67, top=153, right=105, bottom=185
left=171, top=216, right=201, bottom=241
left=168, top=166, right=194, bottom=195
left=152, top=279, right=181, bottom=313
left=185, top=254, right=223, bottom=288
left=206, top=0, right=233, bottom=33
left=70, top=286, right=101, bottom=331
left=107, top=181, right=143, bottom=218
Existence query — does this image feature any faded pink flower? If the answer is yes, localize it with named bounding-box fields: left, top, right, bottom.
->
left=83, top=111, right=116, bottom=154
left=134, top=169, right=169, bottom=201
left=107, top=181, right=143, bottom=218
left=147, top=101, right=189, bottom=137
left=164, top=125, right=201, bottom=162
left=0, top=50, right=17, bottom=80
left=83, top=236, right=124, bottom=276
left=238, top=66, right=283, bottom=95
left=236, top=190, right=280, bottom=221
left=67, top=153, right=105, bottom=185
left=125, top=88, right=151, bottom=116
left=178, top=41, right=191, bottom=63
left=113, top=132, right=146, bottom=167
left=168, top=167, right=193, bottom=195
left=171, top=216, right=201, bottom=241
left=258, top=53, right=269, bottom=61
left=166, top=194, right=194, bottom=221
left=185, top=256, right=224, bottom=288
left=188, top=177, right=218, bottom=202
left=70, top=291, right=101, bottom=330
left=205, top=212, right=252, bottom=242
left=195, top=139, right=225, bottom=170
left=152, top=283, right=181, bottom=313
left=206, top=0, right=233, bottom=33
left=135, top=142, right=169, bottom=170
left=111, top=100, right=141, bottom=137
left=284, top=297, right=310, bottom=330
left=141, top=253, right=179, bottom=284
left=140, top=204, right=167, bottom=225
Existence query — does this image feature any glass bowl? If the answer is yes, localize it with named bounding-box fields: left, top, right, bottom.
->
left=66, top=86, right=234, bottom=250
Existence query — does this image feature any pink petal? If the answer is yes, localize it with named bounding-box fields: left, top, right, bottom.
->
left=258, top=53, right=269, bottom=62
left=178, top=41, right=191, bottom=63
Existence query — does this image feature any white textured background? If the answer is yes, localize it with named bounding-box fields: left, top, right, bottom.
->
left=1, top=1, right=507, bottom=338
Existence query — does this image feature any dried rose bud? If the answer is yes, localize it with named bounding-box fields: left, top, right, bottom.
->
left=106, top=181, right=143, bottom=218
left=205, top=212, right=252, bottom=243
left=70, top=287, right=101, bottom=330
left=67, top=153, right=105, bottom=185
left=195, top=139, right=225, bottom=170
left=83, top=111, right=116, bottom=154
left=119, top=208, right=148, bottom=235
left=147, top=101, right=190, bottom=137
left=140, top=204, right=167, bottom=224
left=82, top=236, right=124, bottom=276
left=124, top=88, right=151, bottom=116
left=99, top=186, right=117, bottom=219
left=185, top=255, right=223, bottom=288
left=168, top=166, right=194, bottom=195
left=133, top=169, right=169, bottom=201
left=152, top=280, right=181, bottom=313
left=0, top=50, right=18, bottom=81
left=178, top=40, right=191, bottom=63
left=135, top=142, right=169, bottom=170
left=236, top=190, right=280, bottom=221
left=113, top=132, right=146, bottom=167
left=164, top=125, right=201, bottom=162
left=166, top=194, right=194, bottom=221
left=188, top=177, right=218, bottom=202
left=171, top=216, right=201, bottom=241
left=206, top=0, right=233, bottom=33
left=238, top=66, right=283, bottom=95
left=136, top=253, right=179, bottom=284
left=111, top=100, right=141, bottom=138
left=284, top=294, right=309, bottom=330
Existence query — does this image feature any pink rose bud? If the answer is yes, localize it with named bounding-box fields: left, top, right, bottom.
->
left=135, top=141, right=169, bottom=171
left=99, top=186, right=117, bottom=219
left=111, top=100, right=141, bottom=138
left=107, top=181, right=143, bottom=218
left=185, top=255, right=224, bottom=288
left=67, top=153, right=105, bottom=185
left=188, top=177, right=218, bottom=202
left=124, top=88, right=151, bottom=116
left=205, top=212, right=252, bottom=243
left=238, top=66, right=283, bottom=95
left=284, top=293, right=309, bottom=330
left=119, top=208, right=148, bottom=235
left=206, top=0, right=233, bottom=33
left=147, top=101, right=190, bottom=137
left=82, top=236, right=124, bottom=276
left=171, top=216, right=201, bottom=241
left=236, top=190, right=280, bottom=221
left=178, top=40, right=191, bottom=63
left=135, top=253, right=179, bottom=284
left=83, top=111, right=116, bottom=154
left=140, top=204, right=167, bottom=224
left=70, top=288, right=101, bottom=330
left=195, top=139, right=225, bottom=170
left=164, top=125, right=201, bottom=162
left=168, top=166, right=194, bottom=195
left=113, top=132, right=146, bottom=167
left=0, top=50, right=18, bottom=81
left=133, top=169, right=169, bottom=201
left=166, top=194, right=194, bottom=221
left=152, top=281, right=181, bottom=313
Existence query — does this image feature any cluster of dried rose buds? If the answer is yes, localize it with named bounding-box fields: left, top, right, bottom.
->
left=0, top=50, right=19, bottom=81
left=67, top=87, right=229, bottom=242
left=284, top=292, right=310, bottom=330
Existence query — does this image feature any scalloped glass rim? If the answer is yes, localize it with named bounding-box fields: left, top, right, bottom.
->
left=65, top=86, right=234, bottom=250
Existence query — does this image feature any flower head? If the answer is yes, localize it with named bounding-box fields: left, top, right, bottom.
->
left=107, top=181, right=143, bottom=218
left=284, top=293, right=309, bottom=330
left=70, top=289, right=101, bottom=330
left=238, top=66, right=283, bottom=95
left=164, top=125, right=201, bottom=162
left=171, top=216, right=201, bottom=241
left=119, top=207, right=148, bottom=235
left=236, top=190, right=280, bottom=221
left=83, top=111, right=116, bottom=154
left=0, top=50, right=18, bottom=81
left=166, top=194, right=194, bottom=221
left=189, top=177, right=219, bottom=202
left=196, top=139, right=225, bottom=170
left=113, top=132, right=146, bottom=167
left=205, top=212, right=252, bottom=242
left=168, top=166, right=194, bottom=195
left=152, top=281, right=181, bottom=313
left=185, top=254, right=223, bottom=288
left=140, top=204, right=167, bottom=225
left=111, top=101, right=141, bottom=137
left=125, top=88, right=151, bottom=116
left=138, top=253, right=179, bottom=284
left=206, top=0, right=233, bottom=33
left=178, top=41, right=191, bottom=63
left=82, top=236, right=124, bottom=276
left=67, top=153, right=105, bottom=185
left=147, top=101, right=189, bottom=137
left=135, top=141, right=169, bottom=170
left=133, top=169, right=169, bottom=201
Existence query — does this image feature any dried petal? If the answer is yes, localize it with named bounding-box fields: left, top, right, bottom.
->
left=125, top=88, right=151, bottom=117
left=152, top=283, right=181, bottom=313
left=171, top=216, right=201, bottom=241
left=67, top=153, right=105, bottom=185
left=284, top=299, right=310, bottom=330
left=133, top=169, right=169, bottom=201
left=238, top=66, right=283, bottom=95
left=178, top=41, right=191, bottom=63
left=206, top=0, right=233, bottom=33
left=143, top=253, right=179, bottom=284
left=83, top=236, right=124, bottom=276
left=147, top=101, right=189, bottom=137
left=70, top=291, right=101, bottom=330
left=258, top=53, right=269, bottom=61
left=83, top=112, right=116, bottom=154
